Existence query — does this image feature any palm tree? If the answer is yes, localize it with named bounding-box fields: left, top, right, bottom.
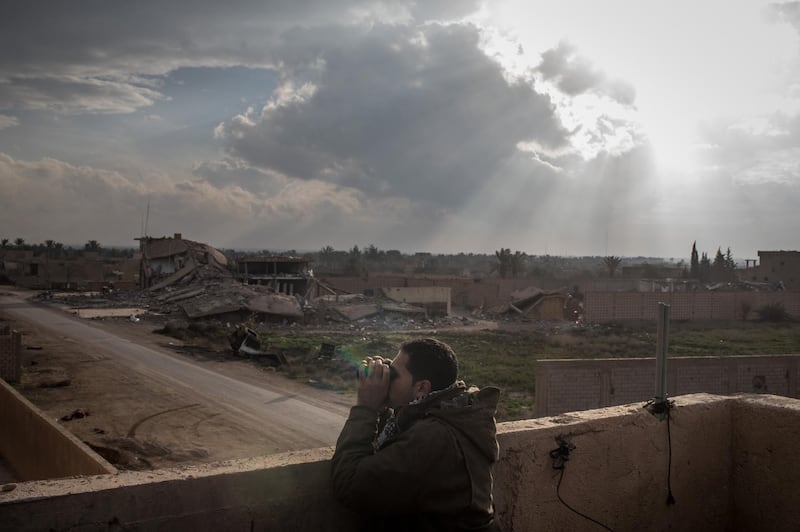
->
left=509, top=251, right=527, bottom=277
left=603, top=256, right=622, bottom=277
left=14, top=237, right=25, bottom=249
left=494, top=248, right=512, bottom=278
left=84, top=240, right=101, bottom=252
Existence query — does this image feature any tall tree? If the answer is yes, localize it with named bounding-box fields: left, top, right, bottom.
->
left=346, top=245, right=363, bottom=276
left=84, top=240, right=101, bottom=251
left=603, top=256, right=622, bottom=277
left=494, top=248, right=512, bottom=278
left=699, top=252, right=711, bottom=282
left=14, top=237, right=25, bottom=249
left=0, top=238, right=8, bottom=248
left=509, top=251, right=527, bottom=277
left=712, top=247, right=726, bottom=280
left=690, top=241, right=699, bottom=278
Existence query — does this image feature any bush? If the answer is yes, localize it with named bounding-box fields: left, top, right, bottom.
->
left=756, top=302, right=790, bottom=323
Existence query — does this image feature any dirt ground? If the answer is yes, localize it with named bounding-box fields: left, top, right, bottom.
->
left=2, top=304, right=356, bottom=472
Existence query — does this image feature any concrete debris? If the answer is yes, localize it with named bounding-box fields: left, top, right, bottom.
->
left=490, top=286, right=570, bottom=321
left=179, top=282, right=303, bottom=320
left=229, top=325, right=260, bottom=355
left=228, top=324, right=288, bottom=366
left=60, top=408, right=90, bottom=421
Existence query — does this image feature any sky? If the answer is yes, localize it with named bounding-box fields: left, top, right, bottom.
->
left=2, top=1, right=800, bottom=260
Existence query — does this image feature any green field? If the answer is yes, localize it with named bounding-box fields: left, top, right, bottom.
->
left=164, top=320, right=800, bottom=422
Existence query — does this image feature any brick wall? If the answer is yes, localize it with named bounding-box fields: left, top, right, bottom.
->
left=0, top=326, right=22, bottom=383
left=584, top=291, right=800, bottom=322
left=535, top=355, right=800, bottom=416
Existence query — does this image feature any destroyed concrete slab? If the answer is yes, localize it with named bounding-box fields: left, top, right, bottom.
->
left=178, top=283, right=302, bottom=320
left=509, top=286, right=544, bottom=306
left=333, top=304, right=382, bottom=321
left=246, top=294, right=303, bottom=318
left=381, top=302, right=426, bottom=315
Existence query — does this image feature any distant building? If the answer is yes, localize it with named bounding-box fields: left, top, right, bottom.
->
left=756, top=251, right=800, bottom=290
left=235, top=256, right=311, bottom=296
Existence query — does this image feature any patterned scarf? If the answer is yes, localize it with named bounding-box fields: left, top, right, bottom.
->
left=374, top=382, right=461, bottom=450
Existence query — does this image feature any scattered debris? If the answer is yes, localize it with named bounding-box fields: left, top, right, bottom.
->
left=60, top=408, right=90, bottom=421
left=318, top=343, right=336, bottom=359
left=228, top=324, right=287, bottom=366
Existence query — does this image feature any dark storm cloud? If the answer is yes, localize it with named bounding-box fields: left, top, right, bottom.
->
left=408, top=0, right=483, bottom=21
left=770, top=1, right=800, bottom=28
left=216, top=23, right=569, bottom=207
left=0, top=0, right=447, bottom=114
left=537, top=42, right=636, bottom=105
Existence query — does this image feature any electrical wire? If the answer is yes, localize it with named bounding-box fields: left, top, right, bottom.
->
left=550, top=440, right=615, bottom=532
left=665, top=405, right=676, bottom=505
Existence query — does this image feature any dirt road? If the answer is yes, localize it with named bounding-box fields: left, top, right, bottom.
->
left=1, top=289, right=353, bottom=470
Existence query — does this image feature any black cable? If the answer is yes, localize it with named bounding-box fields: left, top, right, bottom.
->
left=550, top=440, right=615, bottom=532
left=665, top=405, right=676, bottom=505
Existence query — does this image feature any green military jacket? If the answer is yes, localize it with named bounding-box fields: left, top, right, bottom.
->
left=332, top=382, right=500, bottom=531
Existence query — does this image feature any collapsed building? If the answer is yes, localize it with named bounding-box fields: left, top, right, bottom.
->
left=137, top=234, right=229, bottom=290
left=236, top=256, right=310, bottom=296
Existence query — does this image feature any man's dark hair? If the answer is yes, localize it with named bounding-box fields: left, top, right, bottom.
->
left=401, top=338, right=458, bottom=392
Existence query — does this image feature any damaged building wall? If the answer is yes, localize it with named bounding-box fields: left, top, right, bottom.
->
left=381, top=287, right=451, bottom=316
left=236, top=257, right=310, bottom=297
left=318, top=276, right=551, bottom=310
left=1, top=251, right=139, bottom=291
left=138, top=234, right=228, bottom=290
left=757, top=250, right=800, bottom=289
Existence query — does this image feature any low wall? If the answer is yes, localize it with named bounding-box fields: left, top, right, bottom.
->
left=0, top=326, right=21, bottom=383
left=535, top=355, right=800, bottom=417
left=382, top=286, right=451, bottom=315
left=0, top=379, right=116, bottom=481
left=2, top=395, right=799, bottom=531
left=319, top=276, right=552, bottom=309
left=584, top=291, right=800, bottom=322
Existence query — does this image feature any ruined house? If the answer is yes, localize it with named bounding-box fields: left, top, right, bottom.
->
left=235, top=256, right=311, bottom=297
left=756, top=250, right=800, bottom=289
left=137, top=234, right=229, bottom=290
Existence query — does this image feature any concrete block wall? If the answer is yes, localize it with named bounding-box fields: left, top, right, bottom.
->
left=536, top=355, right=800, bottom=417
left=584, top=291, right=800, bottom=322
left=3, top=394, right=799, bottom=532
left=0, top=326, right=21, bottom=383
left=382, top=286, right=451, bottom=315
left=0, top=379, right=116, bottom=481
left=321, top=276, right=547, bottom=309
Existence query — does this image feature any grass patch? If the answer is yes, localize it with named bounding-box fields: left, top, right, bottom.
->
left=158, top=321, right=800, bottom=422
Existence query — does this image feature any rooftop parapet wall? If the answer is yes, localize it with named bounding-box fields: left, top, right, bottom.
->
left=2, top=394, right=799, bottom=531
left=0, top=379, right=116, bottom=481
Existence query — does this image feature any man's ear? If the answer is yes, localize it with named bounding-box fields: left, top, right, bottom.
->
left=414, top=379, right=432, bottom=398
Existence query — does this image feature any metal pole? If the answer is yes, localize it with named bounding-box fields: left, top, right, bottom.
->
left=655, top=302, right=670, bottom=403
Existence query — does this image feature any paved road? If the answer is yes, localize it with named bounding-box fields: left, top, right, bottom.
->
left=0, top=293, right=346, bottom=449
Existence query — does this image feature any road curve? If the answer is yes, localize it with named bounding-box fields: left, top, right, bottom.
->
left=0, top=293, right=346, bottom=449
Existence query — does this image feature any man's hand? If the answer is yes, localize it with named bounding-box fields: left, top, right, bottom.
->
left=356, top=357, right=391, bottom=410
